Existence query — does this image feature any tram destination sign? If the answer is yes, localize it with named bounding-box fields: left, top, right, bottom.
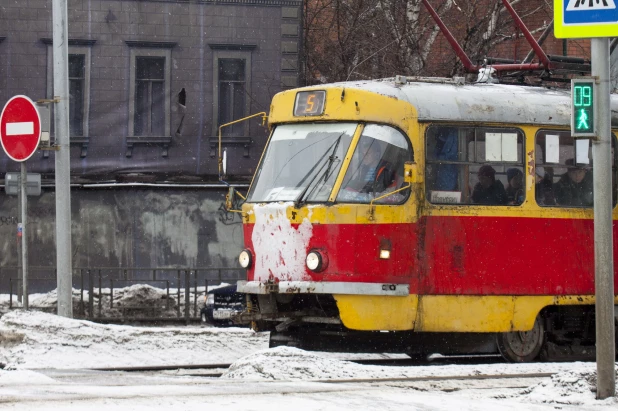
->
left=554, top=0, right=618, bottom=38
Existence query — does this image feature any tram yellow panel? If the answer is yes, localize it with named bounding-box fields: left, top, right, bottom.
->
left=242, top=203, right=418, bottom=225
left=334, top=295, right=618, bottom=333
left=554, top=295, right=618, bottom=305
left=415, top=296, right=554, bottom=332
left=334, top=295, right=418, bottom=331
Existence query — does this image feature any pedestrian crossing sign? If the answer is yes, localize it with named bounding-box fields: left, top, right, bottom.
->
left=555, top=0, right=618, bottom=38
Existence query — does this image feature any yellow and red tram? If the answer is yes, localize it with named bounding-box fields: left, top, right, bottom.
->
left=234, top=77, right=618, bottom=362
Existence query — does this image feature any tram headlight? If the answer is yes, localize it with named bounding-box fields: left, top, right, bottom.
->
left=239, top=249, right=253, bottom=269
left=306, top=250, right=328, bottom=272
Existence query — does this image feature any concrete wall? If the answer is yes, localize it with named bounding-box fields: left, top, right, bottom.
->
left=0, top=186, right=246, bottom=291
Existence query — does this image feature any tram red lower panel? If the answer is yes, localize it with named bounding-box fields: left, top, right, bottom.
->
left=243, top=216, right=618, bottom=296
left=418, top=216, right=612, bottom=296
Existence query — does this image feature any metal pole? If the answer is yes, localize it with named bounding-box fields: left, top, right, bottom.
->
left=52, top=0, right=72, bottom=318
left=20, top=163, right=28, bottom=310
left=16, top=176, right=22, bottom=304
left=591, top=37, right=616, bottom=400
left=185, top=270, right=190, bottom=325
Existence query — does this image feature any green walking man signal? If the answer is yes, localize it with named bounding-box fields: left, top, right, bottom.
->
left=571, top=79, right=595, bottom=137
left=577, top=108, right=589, bottom=130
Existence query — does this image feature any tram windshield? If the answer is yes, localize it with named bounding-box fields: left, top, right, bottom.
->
left=247, top=123, right=357, bottom=202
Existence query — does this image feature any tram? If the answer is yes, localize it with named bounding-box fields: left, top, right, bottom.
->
left=232, top=76, right=618, bottom=362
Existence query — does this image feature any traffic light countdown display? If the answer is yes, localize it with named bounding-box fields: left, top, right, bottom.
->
left=571, top=79, right=595, bottom=137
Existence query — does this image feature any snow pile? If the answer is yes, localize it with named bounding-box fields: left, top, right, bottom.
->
left=0, top=283, right=230, bottom=319
left=0, top=369, right=58, bottom=386
left=223, top=346, right=600, bottom=383
left=0, top=310, right=268, bottom=369
left=0, top=289, right=85, bottom=316
left=515, top=370, right=618, bottom=406
left=223, top=346, right=394, bottom=380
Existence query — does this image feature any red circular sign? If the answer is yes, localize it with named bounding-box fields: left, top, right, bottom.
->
left=0, top=95, right=41, bottom=162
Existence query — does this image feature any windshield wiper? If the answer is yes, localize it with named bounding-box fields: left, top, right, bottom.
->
left=293, top=135, right=342, bottom=208
left=323, top=135, right=342, bottom=183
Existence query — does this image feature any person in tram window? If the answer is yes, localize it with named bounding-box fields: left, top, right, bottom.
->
left=433, top=127, right=459, bottom=190
left=354, top=139, right=397, bottom=194
left=553, top=159, right=593, bottom=207
left=535, top=167, right=556, bottom=206
left=471, top=165, right=507, bottom=205
left=505, top=168, right=524, bottom=205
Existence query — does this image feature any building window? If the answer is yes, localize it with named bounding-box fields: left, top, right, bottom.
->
left=212, top=50, right=252, bottom=137
left=45, top=44, right=92, bottom=140
left=135, top=57, right=165, bottom=136
left=128, top=48, right=171, bottom=138
left=68, top=54, right=86, bottom=136
left=425, top=125, right=525, bottom=206
left=218, top=59, right=246, bottom=137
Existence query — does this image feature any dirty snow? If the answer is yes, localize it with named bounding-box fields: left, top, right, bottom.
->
left=0, top=287, right=616, bottom=410
left=0, top=283, right=228, bottom=319
left=0, top=310, right=267, bottom=369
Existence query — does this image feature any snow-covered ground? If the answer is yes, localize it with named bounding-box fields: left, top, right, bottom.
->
left=0, top=283, right=225, bottom=319
left=0, top=287, right=616, bottom=410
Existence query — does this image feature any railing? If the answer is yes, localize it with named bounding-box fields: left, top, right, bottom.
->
left=2, top=266, right=244, bottom=324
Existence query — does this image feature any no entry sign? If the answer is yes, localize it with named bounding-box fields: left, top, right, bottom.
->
left=0, top=95, right=41, bottom=162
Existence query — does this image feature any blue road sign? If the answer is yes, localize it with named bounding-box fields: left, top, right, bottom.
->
left=564, top=0, right=618, bottom=24
left=555, top=0, right=618, bottom=38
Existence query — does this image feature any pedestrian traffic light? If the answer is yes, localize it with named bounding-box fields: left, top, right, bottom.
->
left=571, top=79, right=595, bottom=137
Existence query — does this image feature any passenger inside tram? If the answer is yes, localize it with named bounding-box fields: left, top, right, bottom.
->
left=553, top=159, right=593, bottom=207
left=505, top=168, right=524, bottom=205
left=535, top=167, right=555, bottom=206
left=471, top=165, right=508, bottom=205
left=350, top=139, right=397, bottom=194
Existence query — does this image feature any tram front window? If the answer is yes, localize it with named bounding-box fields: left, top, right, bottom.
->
left=337, top=124, right=411, bottom=204
left=247, top=123, right=356, bottom=202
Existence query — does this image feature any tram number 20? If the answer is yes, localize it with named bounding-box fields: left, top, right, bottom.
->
left=294, top=91, right=326, bottom=116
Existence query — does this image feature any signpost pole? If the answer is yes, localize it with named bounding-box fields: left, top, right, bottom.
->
left=20, top=162, right=28, bottom=310
left=591, top=37, right=616, bottom=400
left=52, top=0, right=73, bottom=318
left=17, top=178, right=22, bottom=304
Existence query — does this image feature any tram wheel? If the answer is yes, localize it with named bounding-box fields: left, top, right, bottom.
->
left=497, top=316, right=545, bottom=363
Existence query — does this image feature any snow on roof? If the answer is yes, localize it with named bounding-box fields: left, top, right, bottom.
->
left=305, top=78, right=618, bottom=128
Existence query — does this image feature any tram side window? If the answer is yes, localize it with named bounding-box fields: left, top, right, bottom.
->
left=534, top=131, right=617, bottom=207
left=425, top=125, right=525, bottom=206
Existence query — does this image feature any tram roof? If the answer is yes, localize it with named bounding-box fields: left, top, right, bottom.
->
left=316, top=78, right=618, bottom=128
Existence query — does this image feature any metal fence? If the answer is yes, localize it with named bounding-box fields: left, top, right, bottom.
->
left=2, top=266, right=244, bottom=324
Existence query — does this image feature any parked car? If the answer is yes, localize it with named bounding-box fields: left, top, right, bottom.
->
left=200, top=284, right=247, bottom=327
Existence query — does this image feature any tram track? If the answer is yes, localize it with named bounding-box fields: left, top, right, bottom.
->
left=90, top=353, right=505, bottom=373
left=315, top=372, right=554, bottom=384
left=89, top=361, right=554, bottom=384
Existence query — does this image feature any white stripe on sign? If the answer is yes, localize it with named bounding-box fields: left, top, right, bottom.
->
left=6, top=122, right=34, bottom=136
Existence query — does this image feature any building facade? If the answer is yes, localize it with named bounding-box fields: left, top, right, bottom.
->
left=0, top=0, right=302, bottom=289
